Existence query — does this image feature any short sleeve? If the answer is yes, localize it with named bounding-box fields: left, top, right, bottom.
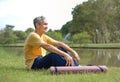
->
left=44, top=35, right=57, bottom=45
left=26, top=32, right=44, bottom=47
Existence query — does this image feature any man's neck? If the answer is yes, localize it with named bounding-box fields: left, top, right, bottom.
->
left=35, top=30, right=43, bottom=36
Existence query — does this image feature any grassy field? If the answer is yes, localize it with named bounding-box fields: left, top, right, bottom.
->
left=0, top=47, right=120, bottom=82
left=1, top=43, right=120, bottom=49
left=69, top=43, right=120, bottom=49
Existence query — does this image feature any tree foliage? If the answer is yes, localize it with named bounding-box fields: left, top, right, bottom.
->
left=0, top=26, right=34, bottom=44
left=14, top=30, right=27, bottom=41
left=61, top=0, right=120, bottom=43
left=25, top=27, right=34, bottom=35
left=72, top=31, right=91, bottom=43
left=47, top=30, right=63, bottom=41
left=0, top=25, right=17, bottom=44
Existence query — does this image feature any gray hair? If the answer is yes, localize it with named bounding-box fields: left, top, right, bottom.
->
left=33, top=16, right=46, bottom=28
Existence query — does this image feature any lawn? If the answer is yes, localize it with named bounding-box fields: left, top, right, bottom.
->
left=0, top=47, right=120, bottom=82
left=69, top=43, right=120, bottom=49
left=1, top=43, right=120, bottom=49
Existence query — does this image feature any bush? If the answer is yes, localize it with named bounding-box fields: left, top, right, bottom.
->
left=72, top=32, right=92, bottom=43
left=47, top=31, right=63, bottom=41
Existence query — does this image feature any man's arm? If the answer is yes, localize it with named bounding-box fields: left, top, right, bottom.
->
left=54, top=41, right=80, bottom=63
left=40, top=42, right=75, bottom=66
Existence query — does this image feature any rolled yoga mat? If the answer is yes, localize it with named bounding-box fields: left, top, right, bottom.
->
left=50, top=65, right=108, bottom=74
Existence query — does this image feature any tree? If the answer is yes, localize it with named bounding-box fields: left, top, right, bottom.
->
left=71, top=32, right=91, bottom=43
left=0, top=28, right=5, bottom=44
left=47, top=30, right=63, bottom=41
left=61, top=21, right=72, bottom=36
left=14, top=30, right=27, bottom=41
left=25, top=27, right=34, bottom=35
left=61, top=0, right=120, bottom=43
left=2, top=25, right=17, bottom=44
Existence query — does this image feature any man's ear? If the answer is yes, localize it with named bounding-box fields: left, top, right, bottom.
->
left=36, top=23, right=40, bottom=28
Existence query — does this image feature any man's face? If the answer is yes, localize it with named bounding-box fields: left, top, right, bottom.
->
left=38, top=19, right=48, bottom=33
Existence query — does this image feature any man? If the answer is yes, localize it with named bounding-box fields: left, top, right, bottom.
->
left=24, top=16, right=80, bottom=70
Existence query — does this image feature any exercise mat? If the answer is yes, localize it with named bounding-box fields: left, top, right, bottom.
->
left=50, top=65, right=108, bottom=74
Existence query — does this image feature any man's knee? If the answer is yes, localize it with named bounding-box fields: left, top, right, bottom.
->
left=48, top=53, right=61, bottom=59
left=58, top=47, right=67, bottom=53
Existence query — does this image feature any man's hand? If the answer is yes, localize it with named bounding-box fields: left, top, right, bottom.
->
left=64, top=54, right=74, bottom=66
left=71, top=51, right=80, bottom=63
left=54, top=41, right=80, bottom=64
left=74, top=54, right=80, bottom=63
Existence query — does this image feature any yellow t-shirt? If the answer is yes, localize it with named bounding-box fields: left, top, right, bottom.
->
left=24, top=32, right=57, bottom=69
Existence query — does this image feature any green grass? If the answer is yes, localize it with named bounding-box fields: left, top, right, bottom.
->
left=1, top=43, right=120, bottom=48
left=69, top=43, right=120, bottom=48
left=0, top=43, right=24, bottom=47
left=0, top=47, right=120, bottom=82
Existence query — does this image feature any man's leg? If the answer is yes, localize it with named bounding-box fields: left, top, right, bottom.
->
left=31, top=47, right=79, bottom=70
